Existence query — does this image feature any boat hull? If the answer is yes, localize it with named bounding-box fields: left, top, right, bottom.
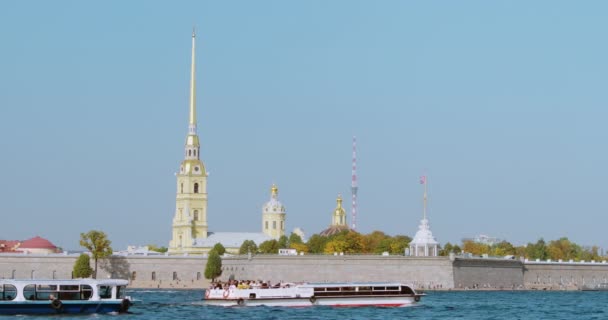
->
left=0, top=301, right=125, bottom=315
left=202, top=295, right=419, bottom=307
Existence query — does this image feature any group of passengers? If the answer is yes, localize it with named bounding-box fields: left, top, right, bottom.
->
left=210, top=280, right=287, bottom=290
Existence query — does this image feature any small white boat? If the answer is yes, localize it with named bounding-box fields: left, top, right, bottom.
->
left=0, top=279, right=133, bottom=315
left=203, top=282, right=424, bottom=307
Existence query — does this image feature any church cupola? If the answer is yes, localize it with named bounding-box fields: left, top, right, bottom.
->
left=262, top=184, right=286, bottom=239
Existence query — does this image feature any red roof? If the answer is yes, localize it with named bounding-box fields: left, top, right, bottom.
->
left=19, top=236, right=57, bottom=249
left=0, top=240, right=19, bottom=252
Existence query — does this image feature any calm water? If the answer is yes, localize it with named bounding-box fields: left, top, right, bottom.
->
left=5, top=289, right=608, bottom=319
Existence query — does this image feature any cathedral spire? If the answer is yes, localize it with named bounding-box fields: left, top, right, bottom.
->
left=188, top=27, right=197, bottom=135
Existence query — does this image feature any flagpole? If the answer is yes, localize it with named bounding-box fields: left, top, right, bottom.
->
left=423, top=176, right=427, bottom=220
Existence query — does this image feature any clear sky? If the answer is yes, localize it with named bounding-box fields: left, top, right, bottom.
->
left=1, top=1, right=607, bottom=251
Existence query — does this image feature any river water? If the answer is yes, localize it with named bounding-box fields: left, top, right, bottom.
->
left=9, top=289, right=608, bottom=319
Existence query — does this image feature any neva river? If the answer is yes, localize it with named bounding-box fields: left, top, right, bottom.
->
left=15, top=289, right=608, bottom=319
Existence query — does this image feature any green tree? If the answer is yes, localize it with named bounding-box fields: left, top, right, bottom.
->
left=288, top=233, right=303, bottom=245
left=239, top=240, right=258, bottom=255
left=278, top=235, right=289, bottom=249
left=306, top=234, right=328, bottom=254
left=79, top=230, right=113, bottom=279
left=363, top=231, right=389, bottom=253
left=491, top=241, right=516, bottom=257
left=212, top=243, right=226, bottom=256
left=525, top=238, right=548, bottom=260
left=258, top=240, right=279, bottom=254
left=388, top=235, right=411, bottom=254
left=439, top=242, right=454, bottom=256
left=204, top=250, right=222, bottom=281
left=147, top=244, right=168, bottom=253
left=72, top=254, right=93, bottom=278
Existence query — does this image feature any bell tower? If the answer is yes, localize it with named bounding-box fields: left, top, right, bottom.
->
left=169, top=29, right=209, bottom=254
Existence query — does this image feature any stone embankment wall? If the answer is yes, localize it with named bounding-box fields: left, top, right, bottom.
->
left=452, top=257, right=524, bottom=289
left=524, top=261, right=608, bottom=290
left=2, top=253, right=608, bottom=291
left=218, top=255, right=454, bottom=290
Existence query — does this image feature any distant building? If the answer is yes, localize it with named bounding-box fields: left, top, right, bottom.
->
left=319, top=195, right=351, bottom=236
left=0, top=236, right=60, bottom=254
left=409, top=176, right=439, bottom=256
left=462, top=235, right=502, bottom=246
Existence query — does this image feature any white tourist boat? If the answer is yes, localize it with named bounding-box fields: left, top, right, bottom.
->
left=203, top=282, right=424, bottom=307
left=0, top=279, right=132, bottom=315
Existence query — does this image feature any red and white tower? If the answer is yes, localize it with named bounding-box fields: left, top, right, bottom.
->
left=351, top=136, right=358, bottom=231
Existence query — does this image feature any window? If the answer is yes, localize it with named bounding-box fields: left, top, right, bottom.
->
left=188, top=150, right=192, bottom=157
left=11, top=270, right=15, bottom=279
left=193, top=210, right=199, bottom=221
left=173, top=272, right=178, bottom=281
left=151, top=272, right=156, bottom=281
left=1, top=284, right=17, bottom=301
left=31, top=270, right=35, bottom=279
left=194, top=150, right=197, bottom=157
left=273, top=221, right=276, bottom=229
left=197, top=272, right=201, bottom=280
left=194, top=183, right=199, bottom=193
left=181, top=183, right=183, bottom=193
left=265, top=221, right=268, bottom=230
left=131, top=271, right=137, bottom=281
left=281, top=221, right=284, bottom=230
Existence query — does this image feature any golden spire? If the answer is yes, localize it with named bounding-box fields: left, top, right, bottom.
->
left=188, top=27, right=197, bottom=135
left=271, top=184, right=279, bottom=197
left=336, top=195, right=343, bottom=208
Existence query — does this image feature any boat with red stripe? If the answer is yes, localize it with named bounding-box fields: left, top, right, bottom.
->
left=202, top=282, right=424, bottom=307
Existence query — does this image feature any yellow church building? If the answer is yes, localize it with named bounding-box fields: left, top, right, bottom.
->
left=168, top=31, right=286, bottom=255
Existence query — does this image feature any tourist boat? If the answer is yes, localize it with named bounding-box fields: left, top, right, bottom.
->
left=0, top=279, right=132, bottom=315
left=203, top=282, right=424, bottom=307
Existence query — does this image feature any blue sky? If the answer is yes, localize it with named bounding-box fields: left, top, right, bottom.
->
left=1, top=1, right=607, bottom=251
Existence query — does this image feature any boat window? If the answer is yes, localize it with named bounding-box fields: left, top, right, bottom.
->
left=372, top=286, right=386, bottom=291
left=37, top=285, right=57, bottom=292
left=24, top=285, right=36, bottom=300
left=60, top=285, right=80, bottom=291
left=386, top=286, right=399, bottom=291
left=99, top=286, right=112, bottom=299
left=1, top=284, right=17, bottom=301
left=358, top=286, right=371, bottom=292
left=81, top=285, right=93, bottom=299
left=400, top=286, right=414, bottom=295
left=326, top=287, right=340, bottom=292
left=116, top=286, right=126, bottom=299
left=341, top=287, right=355, bottom=291
left=313, top=287, right=326, bottom=292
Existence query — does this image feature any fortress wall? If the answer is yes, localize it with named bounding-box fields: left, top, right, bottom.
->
left=452, top=258, right=524, bottom=289
left=523, top=262, right=608, bottom=289
left=0, top=254, right=210, bottom=289
left=218, top=255, right=455, bottom=290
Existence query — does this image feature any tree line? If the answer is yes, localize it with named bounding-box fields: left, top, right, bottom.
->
left=440, top=237, right=604, bottom=262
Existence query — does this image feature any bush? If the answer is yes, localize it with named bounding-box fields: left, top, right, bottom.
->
left=73, top=254, right=93, bottom=278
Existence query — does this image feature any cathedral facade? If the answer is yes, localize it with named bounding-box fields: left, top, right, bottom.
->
left=168, top=31, right=285, bottom=255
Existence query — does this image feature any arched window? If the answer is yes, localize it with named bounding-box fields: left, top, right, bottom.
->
left=52, top=270, right=56, bottom=280
left=188, top=150, right=192, bottom=157
left=11, top=270, right=16, bottom=279
left=151, top=272, right=156, bottom=281
left=273, top=221, right=277, bottom=230
left=194, top=150, right=197, bottom=157
left=197, top=272, right=201, bottom=280
left=180, top=183, right=183, bottom=193
left=131, top=271, right=137, bottom=280
left=193, top=210, right=199, bottom=221
left=30, top=270, right=35, bottom=280
left=265, top=221, right=268, bottom=230
left=194, top=183, right=199, bottom=193
left=173, top=272, right=178, bottom=281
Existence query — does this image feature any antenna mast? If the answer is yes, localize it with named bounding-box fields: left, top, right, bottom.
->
left=351, top=136, right=358, bottom=230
